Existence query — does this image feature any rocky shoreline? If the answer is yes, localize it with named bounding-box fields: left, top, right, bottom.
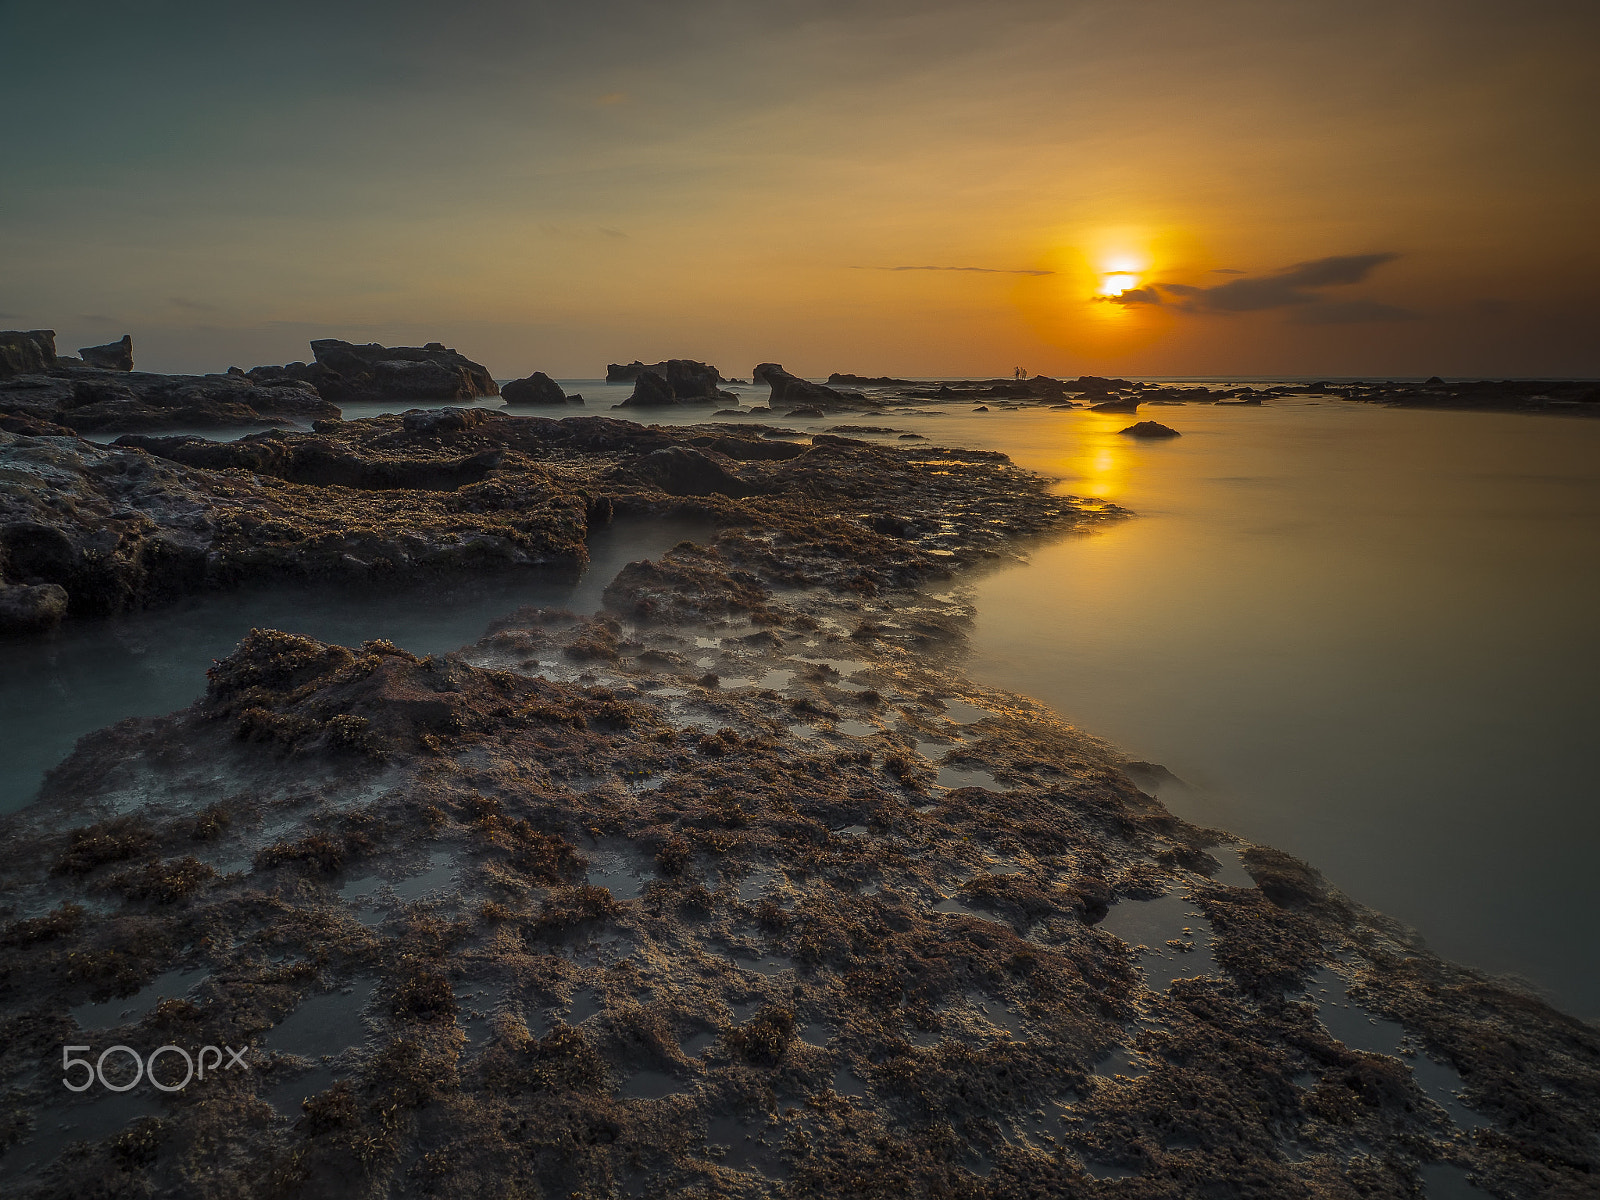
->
left=0, top=385, right=1595, bottom=1198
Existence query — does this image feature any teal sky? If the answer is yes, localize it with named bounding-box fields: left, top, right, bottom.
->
left=2, top=0, right=1595, bottom=378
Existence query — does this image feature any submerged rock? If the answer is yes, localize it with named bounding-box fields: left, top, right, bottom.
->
left=1119, top=420, right=1181, bottom=438
left=77, top=334, right=133, bottom=371
left=501, top=371, right=570, bottom=406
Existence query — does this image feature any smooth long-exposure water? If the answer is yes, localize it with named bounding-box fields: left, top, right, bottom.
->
left=602, top=382, right=1600, bottom=1020
left=0, top=516, right=712, bottom=812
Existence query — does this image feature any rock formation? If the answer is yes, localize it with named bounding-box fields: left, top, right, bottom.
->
left=501, top=371, right=571, bottom=406
left=0, top=369, right=336, bottom=433
left=615, top=361, right=737, bottom=408
left=752, top=364, right=864, bottom=413
left=827, top=373, right=917, bottom=386
left=1119, top=420, right=1181, bottom=438
left=607, top=359, right=724, bottom=388
left=620, top=370, right=678, bottom=407
left=0, top=409, right=1088, bottom=630
left=248, top=340, right=498, bottom=405
left=0, top=331, right=58, bottom=379
left=77, top=334, right=133, bottom=371
left=0, top=427, right=1594, bottom=1199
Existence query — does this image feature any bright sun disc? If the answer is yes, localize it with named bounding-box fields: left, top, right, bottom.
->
left=1100, top=271, right=1139, bottom=296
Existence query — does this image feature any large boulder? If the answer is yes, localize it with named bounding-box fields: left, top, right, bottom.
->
left=752, top=363, right=860, bottom=413
left=1119, top=421, right=1180, bottom=438
left=613, top=360, right=733, bottom=406
left=501, top=371, right=570, bottom=405
left=619, top=371, right=679, bottom=407
left=77, top=335, right=133, bottom=371
left=0, top=331, right=57, bottom=379
left=248, top=340, right=498, bottom=405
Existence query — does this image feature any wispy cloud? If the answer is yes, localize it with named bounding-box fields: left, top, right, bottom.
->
left=855, top=265, right=1054, bottom=276
left=1105, top=253, right=1415, bottom=323
left=168, top=297, right=214, bottom=312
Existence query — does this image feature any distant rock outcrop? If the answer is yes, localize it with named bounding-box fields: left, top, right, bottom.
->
left=616, top=361, right=736, bottom=408
left=78, top=335, right=133, bottom=371
left=752, top=364, right=863, bottom=413
left=1119, top=421, right=1181, bottom=438
left=248, top=340, right=498, bottom=405
left=607, top=359, right=725, bottom=390
left=1088, top=396, right=1140, bottom=413
left=828, top=373, right=916, bottom=387
left=501, top=371, right=571, bottom=406
left=0, top=331, right=58, bottom=379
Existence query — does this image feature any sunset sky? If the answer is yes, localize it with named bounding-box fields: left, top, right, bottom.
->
left=2, top=0, right=1595, bottom=379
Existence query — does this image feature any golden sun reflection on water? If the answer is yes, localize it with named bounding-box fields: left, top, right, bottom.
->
left=1043, top=415, right=1136, bottom=502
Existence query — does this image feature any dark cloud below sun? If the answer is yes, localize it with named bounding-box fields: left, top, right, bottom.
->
left=1110, top=253, right=1415, bottom=323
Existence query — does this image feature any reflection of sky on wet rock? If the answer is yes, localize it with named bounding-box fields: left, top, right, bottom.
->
left=71, top=966, right=208, bottom=1029
left=1098, top=890, right=1219, bottom=991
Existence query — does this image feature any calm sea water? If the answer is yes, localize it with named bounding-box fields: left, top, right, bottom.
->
left=32, top=380, right=1600, bottom=1021
left=596, top=381, right=1600, bottom=1020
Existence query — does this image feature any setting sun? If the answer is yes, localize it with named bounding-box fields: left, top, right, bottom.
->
left=1100, top=271, right=1141, bottom=296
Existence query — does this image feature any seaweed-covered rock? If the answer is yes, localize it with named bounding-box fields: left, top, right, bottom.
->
left=632, top=445, right=754, bottom=498
left=0, top=581, right=68, bottom=634
left=501, top=371, right=570, bottom=405
left=77, top=334, right=133, bottom=371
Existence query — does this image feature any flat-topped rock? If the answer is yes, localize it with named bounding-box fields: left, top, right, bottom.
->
left=606, top=358, right=724, bottom=389
left=0, top=331, right=58, bottom=379
left=0, top=367, right=336, bottom=433
left=248, top=339, right=498, bottom=405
